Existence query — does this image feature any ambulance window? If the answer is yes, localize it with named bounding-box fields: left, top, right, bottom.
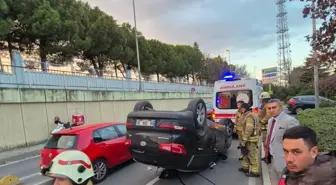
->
left=216, top=90, right=253, bottom=109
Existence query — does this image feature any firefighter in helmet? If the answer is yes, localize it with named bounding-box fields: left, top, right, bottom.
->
left=258, top=92, right=272, bottom=148
left=41, top=150, right=94, bottom=185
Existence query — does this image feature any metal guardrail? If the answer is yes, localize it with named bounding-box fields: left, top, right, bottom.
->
left=0, top=65, right=214, bottom=93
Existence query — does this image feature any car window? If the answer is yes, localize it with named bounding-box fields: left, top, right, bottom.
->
left=301, top=97, right=315, bottom=101
left=115, top=124, right=127, bottom=136
left=95, top=126, right=119, bottom=141
left=216, top=90, right=253, bottom=109
left=45, top=135, right=77, bottom=149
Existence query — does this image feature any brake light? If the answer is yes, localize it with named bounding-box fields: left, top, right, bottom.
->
left=211, top=109, right=215, bottom=120
left=126, top=123, right=132, bottom=127
left=125, top=139, right=131, bottom=146
left=159, top=124, right=186, bottom=131
left=159, top=143, right=187, bottom=155
left=288, top=100, right=296, bottom=105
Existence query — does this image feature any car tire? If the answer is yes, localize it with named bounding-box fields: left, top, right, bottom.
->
left=187, top=98, right=207, bottom=137
left=92, top=158, right=108, bottom=184
left=219, top=119, right=233, bottom=149
left=133, top=101, right=154, bottom=111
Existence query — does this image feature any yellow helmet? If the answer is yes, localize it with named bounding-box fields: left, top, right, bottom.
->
left=259, top=92, right=271, bottom=100
left=41, top=150, right=94, bottom=184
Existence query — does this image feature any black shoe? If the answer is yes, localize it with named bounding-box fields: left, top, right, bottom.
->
left=238, top=156, right=243, bottom=160
left=238, top=168, right=249, bottom=173
left=245, top=172, right=260, bottom=177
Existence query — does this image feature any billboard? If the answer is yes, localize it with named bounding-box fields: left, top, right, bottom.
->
left=262, top=67, right=278, bottom=84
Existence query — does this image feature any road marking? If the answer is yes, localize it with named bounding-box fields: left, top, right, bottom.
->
left=20, top=172, right=41, bottom=181
left=35, top=178, right=53, bottom=185
left=248, top=176, right=256, bottom=185
left=0, top=155, right=40, bottom=168
left=145, top=177, right=160, bottom=185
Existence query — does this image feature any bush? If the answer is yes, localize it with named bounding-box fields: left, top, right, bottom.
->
left=297, top=107, right=336, bottom=152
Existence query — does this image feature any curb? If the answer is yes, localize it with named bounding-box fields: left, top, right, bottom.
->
left=0, top=150, right=40, bottom=166
left=260, top=143, right=271, bottom=185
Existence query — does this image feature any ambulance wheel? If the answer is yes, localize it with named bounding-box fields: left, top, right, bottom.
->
left=187, top=98, right=207, bottom=137
left=134, top=101, right=153, bottom=111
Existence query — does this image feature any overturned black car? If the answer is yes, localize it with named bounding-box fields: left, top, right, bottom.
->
left=125, top=98, right=233, bottom=177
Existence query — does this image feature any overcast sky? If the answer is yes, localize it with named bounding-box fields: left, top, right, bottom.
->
left=83, top=0, right=312, bottom=79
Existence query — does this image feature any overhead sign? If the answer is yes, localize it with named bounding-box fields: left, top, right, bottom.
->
left=262, top=67, right=278, bottom=84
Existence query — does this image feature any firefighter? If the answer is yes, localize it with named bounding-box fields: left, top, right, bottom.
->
left=234, top=100, right=245, bottom=160
left=238, top=103, right=260, bottom=177
left=41, top=150, right=94, bottom=185
left=258, top=92, right=271, bottom=148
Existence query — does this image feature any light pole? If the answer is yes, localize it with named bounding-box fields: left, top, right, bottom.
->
left=132, top=0, right=142, bottom=91
left=226, top=49, right=231, bottom=71
left=312, top=1, right=319, bottom=108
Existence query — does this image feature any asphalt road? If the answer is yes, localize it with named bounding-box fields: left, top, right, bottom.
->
left=0, top=140, right=262, bottom=185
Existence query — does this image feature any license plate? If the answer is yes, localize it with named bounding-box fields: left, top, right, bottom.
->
left=136, top=119, right=156, bottom=127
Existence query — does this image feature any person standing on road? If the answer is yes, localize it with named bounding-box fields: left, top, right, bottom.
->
left=238, top=103, right=260, bottom=177
left=280, top=125, right=336, bottom=185
left=41, top=150, right=94, bottom=185
left=263, top=99, right=299, bottom=177
left=234, top=100, right=245, bottom=160
left=258, top=92, right=272, bottom=148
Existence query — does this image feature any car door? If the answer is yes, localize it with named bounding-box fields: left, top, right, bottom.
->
left=114, top=124, right=132, bottom=161
left=93, top=126, right=121, bottom=166
left=302, top=97, right=315, bottom=109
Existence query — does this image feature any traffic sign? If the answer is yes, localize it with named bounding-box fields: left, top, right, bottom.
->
left=262, top=67, right=278, bottom=84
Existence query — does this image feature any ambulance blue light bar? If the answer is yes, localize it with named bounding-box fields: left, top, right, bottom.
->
left=222, top=72, right=241, bottom=81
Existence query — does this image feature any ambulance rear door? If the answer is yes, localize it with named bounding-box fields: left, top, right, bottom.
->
left=212, top=80, right=256, bottom=123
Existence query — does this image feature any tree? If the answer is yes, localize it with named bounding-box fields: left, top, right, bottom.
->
left=320, top=74, right=336, bottom=98
left=198, top=55, right=229, bottom=84
left=233, top=64, right=251, bottom=78
left=290, top=0, right=336, bottom=65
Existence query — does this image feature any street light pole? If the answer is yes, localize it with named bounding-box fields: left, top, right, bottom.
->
left=132, top=0, right=142, bottom=91
left=226, top=49, right=231, bottom=71
left=312, top=1, right=319, bottom=108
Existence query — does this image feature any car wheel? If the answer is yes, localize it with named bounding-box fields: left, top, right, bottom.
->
left=295, top=107, right=303, bottom=114
left=187, top=98, right=207, bottom=137
left=92, top=158, right=108, bottom=184
left=133, top=101, right=154, bottom=111
left=219, top=119, right=233, bottom=149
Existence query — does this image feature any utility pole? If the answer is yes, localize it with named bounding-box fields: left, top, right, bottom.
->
left=132, top=0, right=142, bottom=91
left=312, top=1, right=319, bottom=108
left=226, top=49, right=231, bottom=71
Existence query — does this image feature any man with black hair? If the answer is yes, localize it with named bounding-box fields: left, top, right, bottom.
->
left=238, top=103, right=260, bottom=177
left=235, top=100, right=245, bottom=160
left=264, top=99, right=299, bottom=176
left=280, top=125, right=336, bottom=185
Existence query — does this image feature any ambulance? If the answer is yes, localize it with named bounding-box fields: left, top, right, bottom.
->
left=211, top=73, right=263, bottom=123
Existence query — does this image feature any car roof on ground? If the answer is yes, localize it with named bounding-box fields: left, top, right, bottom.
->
left=55, top=122, right=125, bottom=135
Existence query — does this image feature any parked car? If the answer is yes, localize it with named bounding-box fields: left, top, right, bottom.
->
left=40, top=122, right=132, bottom=184
left=287, top=95, right=335, bottom=114
left=206, top=102, right=214, bottom=120
left=125, top=98, right=233, bottom=179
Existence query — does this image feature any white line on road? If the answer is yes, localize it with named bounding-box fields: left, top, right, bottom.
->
left=248, top=176, right=256, bottom=185
left=145, top=177, right=160, bottom=185
left=0, top=155, right=40, bottom=168
left=20, top=172, right=41, bottom=181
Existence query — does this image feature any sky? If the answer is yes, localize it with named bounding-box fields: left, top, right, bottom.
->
left=83, top=0, right=313, bottom=80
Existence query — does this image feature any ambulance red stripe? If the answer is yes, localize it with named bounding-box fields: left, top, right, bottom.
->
left=214, top=113, right=236, bottom=118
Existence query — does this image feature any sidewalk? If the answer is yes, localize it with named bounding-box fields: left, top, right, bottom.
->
left=0, top=144, right=45, bottom=165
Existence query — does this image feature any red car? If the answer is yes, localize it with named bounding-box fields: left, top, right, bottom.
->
left=40, top=122, right=132, bottom=183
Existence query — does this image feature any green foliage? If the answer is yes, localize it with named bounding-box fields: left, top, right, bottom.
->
left=297, top=108, right=336, bottom=152
left=0, top=0, right=228, bottom=82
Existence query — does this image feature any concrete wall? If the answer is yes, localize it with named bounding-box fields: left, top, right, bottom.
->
left=0, top=88, right=212, bottom=151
